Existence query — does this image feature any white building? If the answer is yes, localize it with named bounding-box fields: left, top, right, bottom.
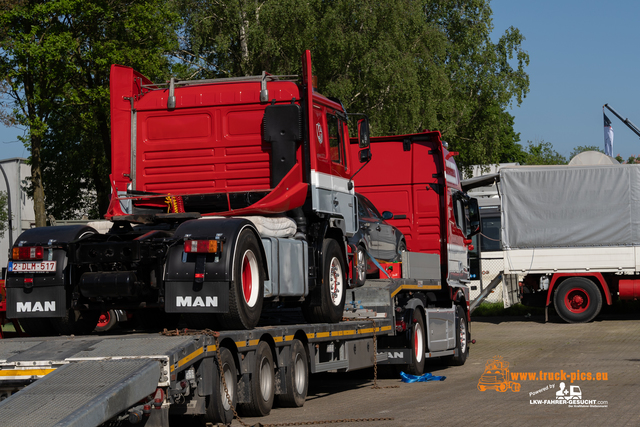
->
left=0, top=158, right=34, bottom=272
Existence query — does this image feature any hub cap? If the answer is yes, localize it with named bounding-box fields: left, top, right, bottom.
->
left=329, top=257, right=344, bottom=306
left=241, top=250, right=259, bottom=307
left=565, top=288, right=589, bottom=313
left=414, top=321, right=424, bottom=362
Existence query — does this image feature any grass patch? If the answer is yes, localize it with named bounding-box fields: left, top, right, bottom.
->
left=472, top=299, right=640, bottom=318
left=471, top=302, right=546, bottom=317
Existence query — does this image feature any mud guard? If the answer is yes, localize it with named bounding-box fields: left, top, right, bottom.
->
left=164, top=218, right=267, bottom=313
left=5, top=225, right=97, bottom=319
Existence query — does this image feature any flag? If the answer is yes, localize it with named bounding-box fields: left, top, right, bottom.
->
left=604, top=113, right=614, bottom=156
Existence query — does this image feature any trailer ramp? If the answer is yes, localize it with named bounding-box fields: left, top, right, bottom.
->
left=0, top=358, right=160, bottom=427
left=0, top=334, right=203, bottom=427
left=470, top=273, right=503, bottom=313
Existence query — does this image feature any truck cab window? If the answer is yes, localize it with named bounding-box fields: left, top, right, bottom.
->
left=327, top=113, right=344, bottom=165
left=480, top=217, right=502, bottom=251
left=453, top=194, right=465, bottom=232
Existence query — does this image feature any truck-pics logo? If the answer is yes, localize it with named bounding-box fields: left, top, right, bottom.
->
left=477, top=356, right=521, bottom=392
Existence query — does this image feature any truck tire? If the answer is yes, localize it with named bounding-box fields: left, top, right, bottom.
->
left=217, top=230, right=264, bottom=330
left=276, top=339, right=308, bottom=407
left=444, top=305, right=469, bottom=366
left=400, top=309, right=426, bottom=376
left=201, top=347, right=237, bottom=425
left=554, top=277, right=602, bottom=323
left=302, top=239, right=346, bottom=324
left=95, top=310, right=117, bottom=332
left=238, top=341, right=275, bottom=417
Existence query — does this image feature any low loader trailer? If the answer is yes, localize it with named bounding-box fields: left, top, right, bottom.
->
left=0, top=50, right=478, bottom=425
left=0, top=263, right=468, bottom=426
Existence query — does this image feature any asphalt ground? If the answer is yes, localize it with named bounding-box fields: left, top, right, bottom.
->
left=232, top=311, right=640, bottom=427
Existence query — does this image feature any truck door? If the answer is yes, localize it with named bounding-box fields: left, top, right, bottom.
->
left=310, top=107, right=357, bottom=235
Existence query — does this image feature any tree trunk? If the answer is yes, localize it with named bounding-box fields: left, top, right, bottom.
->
left=31, top=135, right=47, bottom=227
left=239, top=6, right=249, bottom=75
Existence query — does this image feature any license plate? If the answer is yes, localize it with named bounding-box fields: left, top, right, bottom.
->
left=8, top=261, right=57, bottom=273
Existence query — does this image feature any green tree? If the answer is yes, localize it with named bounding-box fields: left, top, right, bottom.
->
left=0, top=0, right=181, bottom=222
left=422, top=0, right=530, bottom=169
left=521, top=140, right=566, bottom=165
left=175, top=0, right=529, bottom=168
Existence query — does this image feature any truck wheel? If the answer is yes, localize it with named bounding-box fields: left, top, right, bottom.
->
left=53, top=309, right=101, bottom=336
left=401, top=309, right=426, bottom=376
left=276, top=339, right=308, bottom=407
left=444, top=305, right=469, bottom=366
left=217, top=230, right=264, bottom=330
left=302, top=239, right=346, bottom=323
left=95, top=310, right=117, bottom=332
left=554, top=277, right=602, bottom=323
left=353, top=245, right=367, bottom=288
left=202, top=347, right=237, bottom=425
left=239, top=341, right=274, bottom=417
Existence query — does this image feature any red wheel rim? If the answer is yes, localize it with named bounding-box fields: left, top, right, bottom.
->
left=564, top=288, right=589, bottom=313
left=240, top=250, right=259, bottom=307
left=97, top=311, right=111, bottom=327
left=242, top=254, right=252, bottom=303
left=414, top=321, right=424, bottom=362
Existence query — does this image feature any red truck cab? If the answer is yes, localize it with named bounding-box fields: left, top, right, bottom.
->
left=349, top=131, right=479, bottom=295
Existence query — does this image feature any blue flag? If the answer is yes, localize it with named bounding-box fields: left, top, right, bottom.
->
left=604, top=113, right=614, bottom=156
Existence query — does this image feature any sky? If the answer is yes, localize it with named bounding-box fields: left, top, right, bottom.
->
left=490, top=0, right=640, bottom=161
left=1, top=1, right=639, bottom=162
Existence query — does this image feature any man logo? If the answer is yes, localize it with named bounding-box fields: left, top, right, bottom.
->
left=176, top=296, right=218, bottom=307
left=16, top=301, right=56, bottom=312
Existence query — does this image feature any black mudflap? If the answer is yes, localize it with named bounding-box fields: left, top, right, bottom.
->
left=6, top=285, right=67, bottom=318
left=164, top=281, right=230, bottom=313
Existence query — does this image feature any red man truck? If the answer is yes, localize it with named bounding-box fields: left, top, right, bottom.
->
left=350, top=132, right=480, bottom=313
left=6, top=50, right=365, bottom=335
left=0, top=51, right=482, bottom=426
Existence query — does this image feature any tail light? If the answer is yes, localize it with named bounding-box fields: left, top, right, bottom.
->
left=183, top=240, right=221, bottom=254
left=12, top=246, right=44, bottom=260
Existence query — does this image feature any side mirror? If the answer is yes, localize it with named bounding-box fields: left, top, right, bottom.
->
left=359, top=148, right=372, bottom=163
left=466, top=197, right=481, bottom=237
left=357, top=118, right=370, bottom=148
left=382, top=211, right=393, bottom=220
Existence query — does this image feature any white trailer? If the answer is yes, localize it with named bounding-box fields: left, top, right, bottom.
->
left=499, top=164, right=640, bottom=322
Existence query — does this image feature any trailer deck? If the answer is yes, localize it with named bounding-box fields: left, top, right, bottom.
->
left=0, top=318, right=394, bottom=426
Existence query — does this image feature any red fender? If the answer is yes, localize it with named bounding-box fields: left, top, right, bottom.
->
left=546, top=273, right=612, bottom=306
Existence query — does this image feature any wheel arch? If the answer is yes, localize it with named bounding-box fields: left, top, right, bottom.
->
left=546, top=273, right=611, bottom=307
left=172, top=218, right=270, bottom=282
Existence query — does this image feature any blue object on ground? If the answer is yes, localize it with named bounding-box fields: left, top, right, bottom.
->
left=400, top=371, right=446, bottom=383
